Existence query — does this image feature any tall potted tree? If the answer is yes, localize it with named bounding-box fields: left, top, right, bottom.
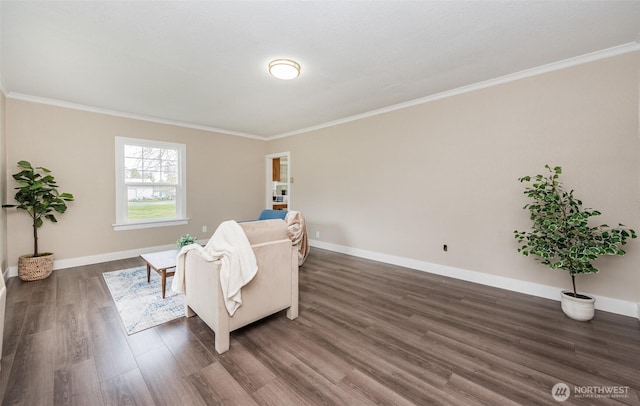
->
left=3, top=161, right=74, bottom=281
left=513, top=165, right=636, bottom=321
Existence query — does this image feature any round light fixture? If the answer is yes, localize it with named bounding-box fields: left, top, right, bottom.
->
left=268, top=59, right=301, bottom=80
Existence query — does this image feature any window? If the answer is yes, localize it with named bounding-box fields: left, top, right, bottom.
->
left=114, top=137, right=187, bottom=230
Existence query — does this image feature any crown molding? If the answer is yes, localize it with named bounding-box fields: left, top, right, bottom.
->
left=4, top=42, right=638, bottom=142
left=5, top=92, right=266, bottom=140
left=267, top=42, right=640, bottom=140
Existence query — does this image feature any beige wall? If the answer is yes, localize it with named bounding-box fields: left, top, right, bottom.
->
left=3, top=51, right=638, bottom=305
left=0, top=92, right=6, bottom=277
left=268, top=51, right=640, bottom=303
left=5, top=100, right=266, bottom=266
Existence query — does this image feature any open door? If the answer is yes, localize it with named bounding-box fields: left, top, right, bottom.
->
left=266, top=152, right=291, bottom=210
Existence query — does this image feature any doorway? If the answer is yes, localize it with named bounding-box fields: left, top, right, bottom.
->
left=266, top=152, right=291, bottom=211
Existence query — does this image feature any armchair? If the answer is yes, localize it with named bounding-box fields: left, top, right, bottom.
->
left=183, top=219, right=298, bottom=353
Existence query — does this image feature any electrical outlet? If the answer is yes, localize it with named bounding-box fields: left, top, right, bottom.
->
left=315, top=231, right=320, bottom=239
left=202, top=225, right=208, bottom=233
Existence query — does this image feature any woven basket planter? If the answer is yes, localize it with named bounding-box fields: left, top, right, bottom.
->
left=18, top=253, right=54, bottom=281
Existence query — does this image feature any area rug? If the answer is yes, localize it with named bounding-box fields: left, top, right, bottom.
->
left=102, top=266, right=184, bottom=335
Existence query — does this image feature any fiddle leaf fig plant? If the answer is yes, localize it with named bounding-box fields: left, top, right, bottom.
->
left=3, top=161, right=74, bottom=257
left=513, top=165, right=636, bottom=297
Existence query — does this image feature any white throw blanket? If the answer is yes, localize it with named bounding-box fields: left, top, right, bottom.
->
left=171, top=220, right=258, bottom=316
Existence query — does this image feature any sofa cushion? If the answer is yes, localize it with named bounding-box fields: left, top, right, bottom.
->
left=240, top=219, right=288, bottom=245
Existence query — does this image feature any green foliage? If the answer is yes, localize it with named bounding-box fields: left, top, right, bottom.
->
left=127, top=203, right=176, bottom=220
left=176, top=233, right=197, bottom=248
left=514, top=165, right=636, bottom=295
left=4, top=161, right=74, bottom=256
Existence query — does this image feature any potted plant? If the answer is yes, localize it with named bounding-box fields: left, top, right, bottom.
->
left=3, top=161, right=74, bottom=281
left=176, top=233, right=197, bottom=248
left=513, top=165, right=636, bottom=321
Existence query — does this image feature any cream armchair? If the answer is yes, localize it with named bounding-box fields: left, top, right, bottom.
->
left=183, top=219, right=299, bottom=354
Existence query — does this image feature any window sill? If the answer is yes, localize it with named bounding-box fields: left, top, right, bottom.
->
left=113, top=218, right=190, bottom=231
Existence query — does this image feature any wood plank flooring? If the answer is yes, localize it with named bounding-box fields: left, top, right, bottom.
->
left=1, top=248, right=638, bottom=405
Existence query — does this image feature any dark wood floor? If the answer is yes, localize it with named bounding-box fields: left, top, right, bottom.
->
left=1, top=248, right=638, bottom=405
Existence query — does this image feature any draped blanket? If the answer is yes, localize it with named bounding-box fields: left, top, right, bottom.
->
left=285, top=210, right=309, bottom=266
left=171, top=220, right=258, bottom=316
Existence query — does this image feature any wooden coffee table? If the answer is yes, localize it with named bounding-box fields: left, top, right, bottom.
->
left=140, top=249, right=179, bottom=299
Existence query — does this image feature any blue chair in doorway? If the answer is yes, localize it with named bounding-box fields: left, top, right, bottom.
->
left=258, top=209, right=288, bottom=220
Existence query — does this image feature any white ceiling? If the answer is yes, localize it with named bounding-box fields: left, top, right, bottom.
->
left=2, top=1, right=639, bottom=139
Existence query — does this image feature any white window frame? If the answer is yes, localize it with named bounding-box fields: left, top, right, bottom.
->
left=113, top=136, right=188, bottom=231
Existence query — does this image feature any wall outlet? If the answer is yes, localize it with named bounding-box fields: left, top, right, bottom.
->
left=315, top=231, right=320, bottom=239
left=202, top=225, right=208, bottom=233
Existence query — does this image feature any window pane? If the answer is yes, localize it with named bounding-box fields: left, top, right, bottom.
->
left=124, top=145, right=142, bottom=159
left=127, top=186, right=177, bottom=220
left=124, top=158, right=142, bottom=181
left=116, top=137, right=186, bottom=229
left=124, top=144, right=179, bottom=185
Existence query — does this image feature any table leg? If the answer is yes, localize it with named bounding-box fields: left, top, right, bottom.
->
left=146, top=264, right=151, bottom=283
left=161, top=270, right=167, bottom=299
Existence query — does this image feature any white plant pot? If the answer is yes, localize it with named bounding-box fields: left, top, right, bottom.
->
left=560, top=290, right=595, bottom=321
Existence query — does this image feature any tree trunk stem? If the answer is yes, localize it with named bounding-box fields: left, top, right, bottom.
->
left=33, top=214, right=38, bottom=257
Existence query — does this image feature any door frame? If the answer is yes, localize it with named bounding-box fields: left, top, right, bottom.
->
left=265, top=152, right=291, bottom=210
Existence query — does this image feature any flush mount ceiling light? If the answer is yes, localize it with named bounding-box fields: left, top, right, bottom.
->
left=268, top=59, right=301, bottom=80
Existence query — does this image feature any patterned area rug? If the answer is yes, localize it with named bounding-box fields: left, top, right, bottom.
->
left=102, top=266, right=184, bottom=335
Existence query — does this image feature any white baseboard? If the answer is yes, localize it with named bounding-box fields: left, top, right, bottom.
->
left=5, top=243, right=177, bottom=279
left=5, top=239, right=636, bottom=319
left=309, top=239, right=639, bottom=319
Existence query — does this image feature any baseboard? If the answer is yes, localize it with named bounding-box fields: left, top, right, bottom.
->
left=309, top=239, right=639, bottom=319
left=6, top=243, right=177, bottom=278
left=6, top=240, right=636, bottom=319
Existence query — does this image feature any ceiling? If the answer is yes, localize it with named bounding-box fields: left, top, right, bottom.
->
left=2, top=1, right=639, bottom=139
